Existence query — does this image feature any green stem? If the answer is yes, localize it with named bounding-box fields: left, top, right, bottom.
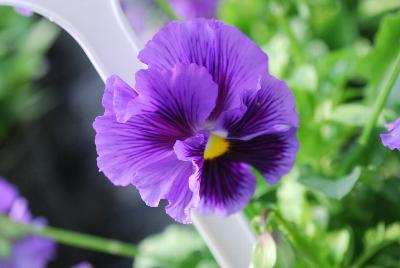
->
left=341, top=52, right=400, bottom=173
left=271, top=211, right=328, bottom=268
left=0, top=215, right=137, bottom=258
left=155, top=0, right=179, bottom=20
left=359, top=53, right=400, bottom=146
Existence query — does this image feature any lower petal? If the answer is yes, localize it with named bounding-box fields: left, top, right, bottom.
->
left=198, top=159, right=256, bottom=216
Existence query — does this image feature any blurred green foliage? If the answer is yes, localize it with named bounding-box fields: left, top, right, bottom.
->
left=0, top=7, right=59, bottom=142
left=135, top=226, right=218, bottom=268
left=138, top=0, right=400, bottom=267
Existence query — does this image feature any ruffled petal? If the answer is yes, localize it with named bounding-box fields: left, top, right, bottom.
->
left=102, top=75, right=140, bottom=123
left=139, top=19, right=268, bottom=118
left=380, top=118, right=400, bottom=150
left=135, top=63, right=218, bottom=134
left=228, top=128, right=298, bottom=184
left=132, top=155, right=200, bottom=224
left=0, top=177, right=18, bottom=213
left=218, top=74, right=298, bottom=140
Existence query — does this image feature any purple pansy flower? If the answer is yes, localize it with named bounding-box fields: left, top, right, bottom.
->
left=94, top=19, right=298, bottom=223
left=0, top=177, right=56, bottom=268
left=169, top=0, right=219, bottom=19
left=380, top=118, right=400, bottom=150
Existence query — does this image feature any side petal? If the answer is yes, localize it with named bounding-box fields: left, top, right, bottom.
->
left=93, top=113, right=182, bottom=186
left=132, top=155, right=200, bottom=224
left=228, top=128, right=298, bottom=184
left=219, top=75, right=298, bottom=140
left=138, top=19, right=268, bottom=118
left=135, top=63, right=218, bottom=134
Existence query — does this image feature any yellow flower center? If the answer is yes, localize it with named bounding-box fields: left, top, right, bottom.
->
left=204, top=134, right=229, bottom=159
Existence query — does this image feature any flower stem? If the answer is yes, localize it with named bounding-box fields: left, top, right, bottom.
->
left=341, top=52, right=400, bottom=173
left=271, top=211, right=328, bottom=268
left=358, top=53, right=400, bottom=146
left=0, top=215, right=138, bottom=258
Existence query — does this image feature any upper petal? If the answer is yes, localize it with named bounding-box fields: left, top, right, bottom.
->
left=102, top=75, right=140, bottom=123
left=135, top=63, right=218, bottom=134
left=138, top=19, right=268, bottom=118
left=218, top=74, right=298, bottom=140
left=95, top=64, right=218, bottom=187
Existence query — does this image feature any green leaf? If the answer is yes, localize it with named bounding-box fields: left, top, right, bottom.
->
left=135, top=225, right=217, bottom=268
left=328, top=103, right=393, bottom=127
left=20, top=19, right=60, bottom=54
left=365, top=222, right=400, bottom=249
left=298, top=167, right=361, bottom=199
left=277, top=170, right=306, bottom=224
left=358, top=0, right=400, bottom=20
left=288, top=64, right=318, bottom=92
left=274, top=231, right=296, bottom=268
left=325, top=229, right=350, bottom=265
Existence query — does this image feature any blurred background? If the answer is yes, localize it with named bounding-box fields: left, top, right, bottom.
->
left=0, top=2, right=174, bottom=267
left=0, top=0, right=400, bottom=267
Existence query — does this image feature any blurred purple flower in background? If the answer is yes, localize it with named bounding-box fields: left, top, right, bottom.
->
left=70, top=261, right=93, bottom=268
left=0, top=177, right=56, bottom=268
left=94, top=19, right=298, bottom=224
left=169, top=0, right=219, bottom=19
left=13, top=7, right=33, bottom=16
left=121, top=0, right=167, bottom=42
left=380, top=118, right=400, bottom=150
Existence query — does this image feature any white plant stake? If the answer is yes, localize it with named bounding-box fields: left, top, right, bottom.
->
left=0, top=0, right=256, bottom=267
